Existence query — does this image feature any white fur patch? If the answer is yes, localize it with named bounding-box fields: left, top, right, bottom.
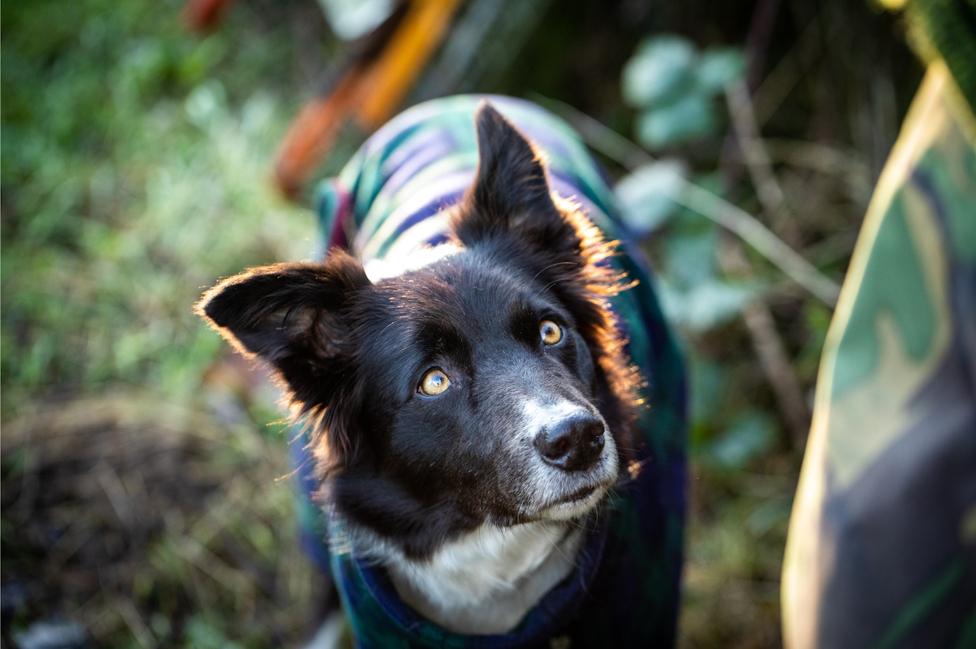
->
left=363, top=242, right=460, bottom=282
left=384, top=522, right=583, bottom=634
left=536, top=484, right=609, bottom=520
left=519, top=398, right=585, bottom=440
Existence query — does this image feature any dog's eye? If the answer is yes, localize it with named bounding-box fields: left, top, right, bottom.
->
left=419, top=368, right=451, bottom=396
left=539, top=320, right=563, bottom=346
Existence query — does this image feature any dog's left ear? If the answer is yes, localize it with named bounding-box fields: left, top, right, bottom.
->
left=452, top=102, right=580, bottom=259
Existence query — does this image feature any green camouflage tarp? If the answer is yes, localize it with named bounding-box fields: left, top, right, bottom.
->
left=781, top=62, right=976, bottom=649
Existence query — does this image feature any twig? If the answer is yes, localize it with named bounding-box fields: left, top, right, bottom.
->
left=725, top=79, right=799, bottom=243
left=542, top=98, right=840, bottom=306
left=802, top=229, right=860, bottom=268
left=719, top=239, right=810, bottom=448
left=96, top=462, right=135, bottom=529
left=117, top=600, right=155, bottom=649
left=761, top=138, right=872, bottom=203
left=724, top=79, right=813, bottom=446
left=751, top=15, right=822, bottom=125
left=743, top=0, right=781, bottom=89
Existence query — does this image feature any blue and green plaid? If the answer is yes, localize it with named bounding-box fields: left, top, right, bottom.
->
left=294, top=95, right=687, bottom=648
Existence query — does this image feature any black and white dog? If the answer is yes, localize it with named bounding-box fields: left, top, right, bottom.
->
left=196, top=98, right=684, bottom=646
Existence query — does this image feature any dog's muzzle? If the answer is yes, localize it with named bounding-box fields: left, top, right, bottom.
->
left=533, top=411, right=606, bottom=472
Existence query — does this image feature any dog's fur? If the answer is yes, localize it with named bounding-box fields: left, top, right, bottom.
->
left=196, top=103, right=642, bottom=634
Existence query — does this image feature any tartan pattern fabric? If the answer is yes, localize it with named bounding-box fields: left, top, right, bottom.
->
left=293, top=95, right=687, bottom=648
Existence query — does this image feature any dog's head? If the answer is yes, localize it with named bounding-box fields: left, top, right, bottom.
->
left=196, top=103, right=639, bottom=559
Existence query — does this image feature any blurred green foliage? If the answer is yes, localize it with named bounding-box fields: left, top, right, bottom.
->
left=1, top=394, right=317, bottom=648
left=617, top=37, right=791, bottom=469
left=615, top=33, right=830, bottom=647
left=622, top=35, right=744, bottom=149
left=1, top=0, right=313, bottom=419
left=1, top=1, right=327, bottom=646
left=615, top=158, right=687, bottom=237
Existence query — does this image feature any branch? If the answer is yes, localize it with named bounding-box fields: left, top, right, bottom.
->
left=719, top=239, right=810, bottom=448
left=541, top=97, right=840, bottom=306
left=725, top=79, right=797, bottom=242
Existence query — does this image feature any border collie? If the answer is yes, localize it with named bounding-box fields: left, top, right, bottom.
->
left=196, top=96, right=686, bottom=647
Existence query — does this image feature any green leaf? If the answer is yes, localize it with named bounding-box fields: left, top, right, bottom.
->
left=184, top=80, right=228, bottom=128
left=183, top=615, right=246, bottom=649
left=688, top=356, right=726, bottom=444
left=614, top=159, right=687, bottom=236
left=621, top=35, right=697, bottom=108
left=696, top=47, right=746, bottom=93
left=663, top=227, right=719, bottom=287
left=661, top=278, right=759, bottom=332
left=320, top=0, right=397, bottom=41
left=635, top=91, right=717, bottom=148
left=706, top=412, right=777, bottom=469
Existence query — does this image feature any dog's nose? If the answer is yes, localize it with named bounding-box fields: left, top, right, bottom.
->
left=534, top=413, right=605, bottom=472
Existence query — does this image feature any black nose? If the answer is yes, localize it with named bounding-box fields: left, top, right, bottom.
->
left=534, top=413, right=605, bottom=472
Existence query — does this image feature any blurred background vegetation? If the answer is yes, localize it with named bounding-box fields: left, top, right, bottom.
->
left=1, top=0, right=923, bottom=647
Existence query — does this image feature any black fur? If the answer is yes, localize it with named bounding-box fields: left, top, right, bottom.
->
left=196, top=102, right=639, bottom=560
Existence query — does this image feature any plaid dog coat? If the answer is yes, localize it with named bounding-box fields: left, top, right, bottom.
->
left=292, top=95, right=687, bottom=648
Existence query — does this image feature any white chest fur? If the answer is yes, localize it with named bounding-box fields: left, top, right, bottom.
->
left=381, top=522, right=583, bottom=635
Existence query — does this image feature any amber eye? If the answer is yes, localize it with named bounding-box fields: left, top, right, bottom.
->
left=419, top=368, right=451, bottom=396
left=540, top=320, right=563, bottom=346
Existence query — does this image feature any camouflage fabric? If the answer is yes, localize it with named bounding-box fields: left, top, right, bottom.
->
left=898, top=0, right=976, bottom=115
left=292, top=96, right=688, bottom=648
left=781, top=63, right=976, bottom=649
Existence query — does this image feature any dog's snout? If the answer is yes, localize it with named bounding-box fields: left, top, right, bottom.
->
left=534, top=413, right=605, bottom=472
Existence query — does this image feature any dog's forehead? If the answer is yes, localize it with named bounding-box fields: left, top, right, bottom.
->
left=370, top=256, right=546, bottom=334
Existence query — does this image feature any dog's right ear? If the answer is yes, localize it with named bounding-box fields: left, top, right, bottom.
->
left=452, top=102, right=581, bottom=263
left=195, top=249, right=370, bottom=408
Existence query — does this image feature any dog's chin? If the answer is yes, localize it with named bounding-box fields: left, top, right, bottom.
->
left=517, top=462, right=618, bottom=522
left=534, top=481, right=612, bottom=521
left=511, top=439, right=620, bottom=523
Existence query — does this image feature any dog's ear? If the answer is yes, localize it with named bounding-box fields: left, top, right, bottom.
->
left=452, top=102, right=579, bottom=258
left=195, top=250, right=370, bottom=409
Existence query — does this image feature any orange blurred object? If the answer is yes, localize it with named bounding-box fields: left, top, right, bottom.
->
left=355, top=0, right=461, bottom=130
left=273, top=0, right=462, bottom=198
left=182, top=0, right=235, bottom=32
left=274, top=72, right=372, bottom=200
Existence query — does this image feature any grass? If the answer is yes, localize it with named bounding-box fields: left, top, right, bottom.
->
left=1, top=0, right=316, bottom=417
left=2, top=394, right=317, bottom=647
left=2, top=1, right=326, bottom=645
